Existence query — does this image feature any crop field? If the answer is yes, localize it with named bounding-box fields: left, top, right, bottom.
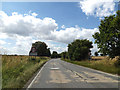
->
left=2, top=55, right=49, bottom=88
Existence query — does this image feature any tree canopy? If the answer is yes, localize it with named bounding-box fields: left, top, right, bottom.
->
left=93, top=10, right=120, bottom=58
left=31, top=41, right=51, bottom=57
left=94, top=52, right=99, bottom=56
left=51, top=51, right=58, bottom=58
left=61, top=51, right=68, bottom=59
left=68, top=39, right=93, bottom=61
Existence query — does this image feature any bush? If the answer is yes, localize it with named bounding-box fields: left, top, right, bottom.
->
left=113, top=56, right=120, bottom=67
left=68, top=39, right=93, bottom=61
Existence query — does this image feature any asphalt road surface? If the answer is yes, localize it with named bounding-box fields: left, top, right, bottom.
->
left=28, top=58, right=119, bottom=89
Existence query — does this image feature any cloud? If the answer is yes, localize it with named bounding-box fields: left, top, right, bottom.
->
left=79, top=0, right=115, bottom=18
left=0, top=32, right=8, bottom=39
left=91, top=43, right=99, bottom=56
left=0, top=11, right=99, bottom=44
left=0, top=11, right=99, bottom=55
left=51, top=27, right=99, bottom=44
left=0, top=11, right=58, bottom=37
left=61, top=25, right=65, bottom=29
left=0, top=40, right=6, bottom=45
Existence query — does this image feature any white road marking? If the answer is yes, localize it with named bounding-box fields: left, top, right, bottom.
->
left=50, top=68, right=59, bottom=70
left=26, top=60, right=50, bottom=89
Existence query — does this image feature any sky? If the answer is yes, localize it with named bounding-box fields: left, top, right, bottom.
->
left=0, top=0, right=119, bottom=55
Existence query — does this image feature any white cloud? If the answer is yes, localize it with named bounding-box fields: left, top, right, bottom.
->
left=91, top=43, right=99, bottom=56
left=0, top=32, right=8, bottom=39
left=0, top=11, right=58, bottom=37
left=0, top=11, right=99, bottom=55
left=61, top=25, right=65, bottom=29
left=0, top=11, right=99, bottom=44
left=51, top=27, right=99, bottom=44
left=79, top=0, right=115, bottom=18
left=0, top=40, right=6, bottom=45
left=31, top=12, right=38, bottom=17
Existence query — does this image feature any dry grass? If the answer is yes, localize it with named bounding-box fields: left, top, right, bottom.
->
left=2, top=55, right=49, bottom=88
left=91, top=56, right=107, bottom=60
left=63, top=56, right=120, bottom=75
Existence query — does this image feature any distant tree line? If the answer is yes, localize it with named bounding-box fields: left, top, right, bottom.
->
left=51, top=51, right=61, bottom=58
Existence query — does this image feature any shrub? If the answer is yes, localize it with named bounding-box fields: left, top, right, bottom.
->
left=113, top=56, right=120, bottom=67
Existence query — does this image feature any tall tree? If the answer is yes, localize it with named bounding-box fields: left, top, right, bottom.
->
left=68, top=39, right=93, bottom=61
left=31, top=41, right=51, bottom=57
left=93, top=11, right=120, bottom=58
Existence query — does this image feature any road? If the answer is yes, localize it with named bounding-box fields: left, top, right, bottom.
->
left=28, top=58, right=119, bottom=89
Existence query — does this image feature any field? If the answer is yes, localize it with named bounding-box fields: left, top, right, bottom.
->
left=62, top=56, right=120, bottom=75
left=2, top=55, right=49, bottom=88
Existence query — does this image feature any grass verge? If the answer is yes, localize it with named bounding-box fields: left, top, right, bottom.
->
left=62, top=57, right=120, bottom=75
left=2, top=55, right=50, bottom=88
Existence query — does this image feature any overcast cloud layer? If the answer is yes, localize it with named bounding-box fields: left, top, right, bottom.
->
left=0, top=8, right=101, bottom=55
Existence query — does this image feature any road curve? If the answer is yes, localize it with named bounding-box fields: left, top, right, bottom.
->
left=27, top=58, right=119, bottom=89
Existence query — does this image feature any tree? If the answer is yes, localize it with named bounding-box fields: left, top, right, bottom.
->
left=51, top=51, right=58, bottom=58
left=100, top=53, right=103, bottom=56
left=68, top=39, right=93, bottom=61
left=61, top=51, right=68, bottom=59
left=57, top=53, right=61, bottom=58
left=45, top=48, right=51, bottom=57
left=93, top=11, right=120, bottom=58
left=94, top=52, right=98, bottom=56
left=31, top=41, right=51, bottom=57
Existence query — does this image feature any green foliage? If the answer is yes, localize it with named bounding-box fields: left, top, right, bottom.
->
left=93, top=10, right=120, bottom=58
left=68, top=39, right=93, bottom=61
left=45, top=48, right=51, bottom=57
left=94, top=52, right=98, bottom=56
left=51, top=51, right=58, bottom=58
left=31, top=41, right=51, bottom=57
left=61, top=51, right=68, bottom=59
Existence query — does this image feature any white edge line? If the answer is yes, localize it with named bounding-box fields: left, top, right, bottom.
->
left=27, top=60, right=49, bottom=89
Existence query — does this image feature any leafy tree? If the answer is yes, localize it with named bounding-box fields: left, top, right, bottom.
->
left=51, top=51, right=58, bottom=58
left=57, top=54, right=61, bottom=58
left=94, top=52, right=98, bottom=56
left=45, top=48, right=51, bottom=57
left=31, top=41, right=51, bottom=57
left=68, top=39, right=93, bottom=61
left=93, top=11, right=120, bottom=58
left=61, top=51, right=68, bottom=59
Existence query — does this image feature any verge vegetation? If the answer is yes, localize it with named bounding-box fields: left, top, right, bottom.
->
left=61, top=11, right=120, bottom=75
left=2, top=55, right=49, bottom=88
left=62, top=56, right=120, bottom=75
